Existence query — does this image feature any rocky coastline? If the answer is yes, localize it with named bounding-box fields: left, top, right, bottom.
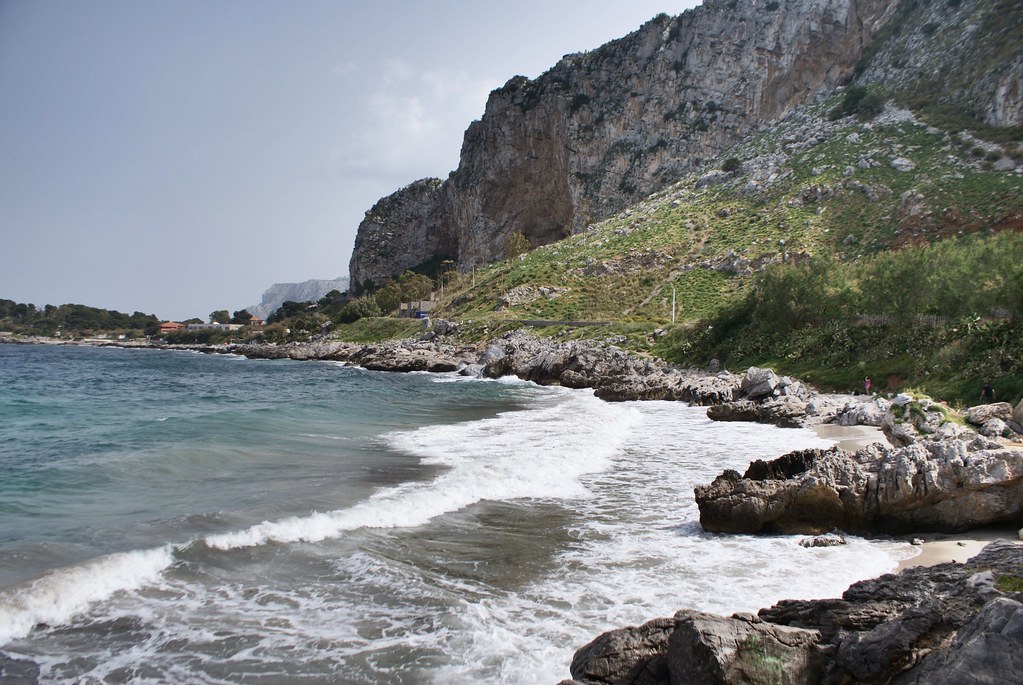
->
left=562, top=541, right=1023, bottom=685
left=5, top=329, right=1023, bottom=682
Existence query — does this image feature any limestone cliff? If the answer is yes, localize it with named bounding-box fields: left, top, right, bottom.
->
left=349, top=0, right=896, bottom=288
left=245, top=277, right=350, bottom=319
left=855, top=0, right=1023, bottom=128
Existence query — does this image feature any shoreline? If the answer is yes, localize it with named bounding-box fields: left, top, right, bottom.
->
left=7, top=337, right=1021, bottom=567
left=895, top=528, right=1022, bottom=570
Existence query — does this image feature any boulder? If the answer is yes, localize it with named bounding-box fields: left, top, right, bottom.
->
left=666, top=611, right=822, bottom=685
left=965, top=402, right=1014, bottom=426
left=707, top=400, right=807, bottom=428
left=980, top=418, right=1011, bottom=438
left=567, top=542, right=1023, bottom=685
left=569, top=617, right=675, bottom=685
left=890, top=156, right=916, bottom=172
left=694, top=441, right=1023, bottom=536
left=741, top=367, right=781, bottom=400
left=836, top=398, right=888, bottom=427
left=1015, top=400, right=1023, bottom=427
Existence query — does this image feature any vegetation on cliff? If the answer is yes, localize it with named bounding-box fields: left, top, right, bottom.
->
left=413, top=94, right=1023, bottom=405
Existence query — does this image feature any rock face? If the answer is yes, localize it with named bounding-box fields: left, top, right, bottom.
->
left=857, top=0, right=1023, bottom=128
left=564, top=541, right=1023, bottom=685
left=349, top=0, right=894, bottom=286
left=695, top=439, right=1023, bottom=536
left=347, top=179, right=450, bottom=291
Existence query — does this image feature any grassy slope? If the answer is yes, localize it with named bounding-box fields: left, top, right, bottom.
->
left=423, top=96, right=1022, bottom=404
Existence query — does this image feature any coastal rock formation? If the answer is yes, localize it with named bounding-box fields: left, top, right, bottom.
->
left=563, top=541, right=1023, bottom=685
left=704, top=366, right=819, bottom=427
left=350, top=0, right=895, bottom=286
left=480, top=330, right=741, bottom=405
left=880, top=397, right=1023, bottom=447
left=694, top=439, right=1023, bottom=536
left=216, top=330, right=743, bottom=405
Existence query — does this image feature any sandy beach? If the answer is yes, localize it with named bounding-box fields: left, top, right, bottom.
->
left=895, top=529, right=1023, bottom=570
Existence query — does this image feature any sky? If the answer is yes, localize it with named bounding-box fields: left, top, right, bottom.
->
left=0, top=1, right=701, bottom=321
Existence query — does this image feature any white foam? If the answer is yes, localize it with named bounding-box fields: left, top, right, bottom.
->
left=206, top=388, right=640, bottom=550
left=427, top=400, right=915, bottom=683
left=0, top=546, right=175, bottom=645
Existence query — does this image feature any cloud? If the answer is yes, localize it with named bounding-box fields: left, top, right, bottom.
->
left=332, top=59, right=500, bottom=182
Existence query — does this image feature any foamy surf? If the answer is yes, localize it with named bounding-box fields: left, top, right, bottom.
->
left=0, top=546, right=174, bottom=645
left=206, top=387, right=641, bottom=550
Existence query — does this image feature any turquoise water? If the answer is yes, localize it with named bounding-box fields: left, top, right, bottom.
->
left=0, top=343, right=911, bottom=683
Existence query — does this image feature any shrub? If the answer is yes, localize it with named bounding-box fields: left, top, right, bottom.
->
left=722, top=157, right=742, bottom=173
left=828, top=86, right=886, bottom=121
left=336, top=296, right=382, bottom=324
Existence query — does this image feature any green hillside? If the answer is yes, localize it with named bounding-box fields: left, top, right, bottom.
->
left=428, top=94, right=1023, bottom=404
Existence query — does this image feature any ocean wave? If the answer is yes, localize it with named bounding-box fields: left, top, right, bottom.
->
left=0, top=546, right=175, bottom=646
left=205, top=387, right=640, bottom=551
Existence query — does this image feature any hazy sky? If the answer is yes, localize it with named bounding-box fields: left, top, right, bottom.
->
left=1, top=1, right=700, bottom=321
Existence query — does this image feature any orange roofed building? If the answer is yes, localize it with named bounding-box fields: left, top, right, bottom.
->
left=158, top=321, right=186, bottom=334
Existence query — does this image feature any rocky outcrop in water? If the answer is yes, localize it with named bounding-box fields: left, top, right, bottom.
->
left=694, top=438, right=1023, bottom=536
left=349, top=0, right=895, bottom=287
left=562, top=541, right=1023, bottom=685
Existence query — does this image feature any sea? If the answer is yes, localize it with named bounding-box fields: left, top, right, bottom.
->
left=0, top=343, right=914, bottom=684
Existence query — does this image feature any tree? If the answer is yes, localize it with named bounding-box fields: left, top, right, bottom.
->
left=231, top=309, right=253, bottom=325
left=210, top=310, right=230, bottom=324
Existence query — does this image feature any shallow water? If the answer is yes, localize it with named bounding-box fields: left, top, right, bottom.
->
left=0, top=344, right=912, bottom=683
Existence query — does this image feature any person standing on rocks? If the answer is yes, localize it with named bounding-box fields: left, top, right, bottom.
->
left=864, top=376, right=871, bottom=395
left=981, top=382, right=995, bottom=403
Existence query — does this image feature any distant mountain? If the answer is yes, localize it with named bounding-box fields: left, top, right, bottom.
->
left=245, top=278, right=349, bottom=319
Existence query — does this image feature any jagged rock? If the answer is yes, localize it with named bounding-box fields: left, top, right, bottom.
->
left=881, top=397, right=968, bottom=446
left=965, top=402, right=1014, bottom=426
left=707, top=400, right=807, bottom=428
left=741, top=367, right=782, bottom=399
left=569, top=617, right=676, bottom=685
left=890, top=156, right=916, bottom=172
left=902, top=597, right=1023, bottom=683
left=695, top=441, right=1023, bottom=536
left=836, top=397, right=888, bottom=427
left=666, top=610, right=822, bottom=685
left=567, top=543, right=1023, bottom=685
left=980, top=418, right=1011, bottom=439
left=800, top=534, right=847, bottom=548
left=1015, top=400, right=1023, bottom=427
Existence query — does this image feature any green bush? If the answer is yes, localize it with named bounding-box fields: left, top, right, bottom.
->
left=337, top=296, right=382, bottom=324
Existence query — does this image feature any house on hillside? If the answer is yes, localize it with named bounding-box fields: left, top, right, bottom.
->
left=399, top=300, right=436, bottom=319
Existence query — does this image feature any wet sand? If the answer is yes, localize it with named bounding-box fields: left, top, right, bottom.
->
left=896, top=529, right=1022, bottom=570
left=812, top=423, right=890, bottom=451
